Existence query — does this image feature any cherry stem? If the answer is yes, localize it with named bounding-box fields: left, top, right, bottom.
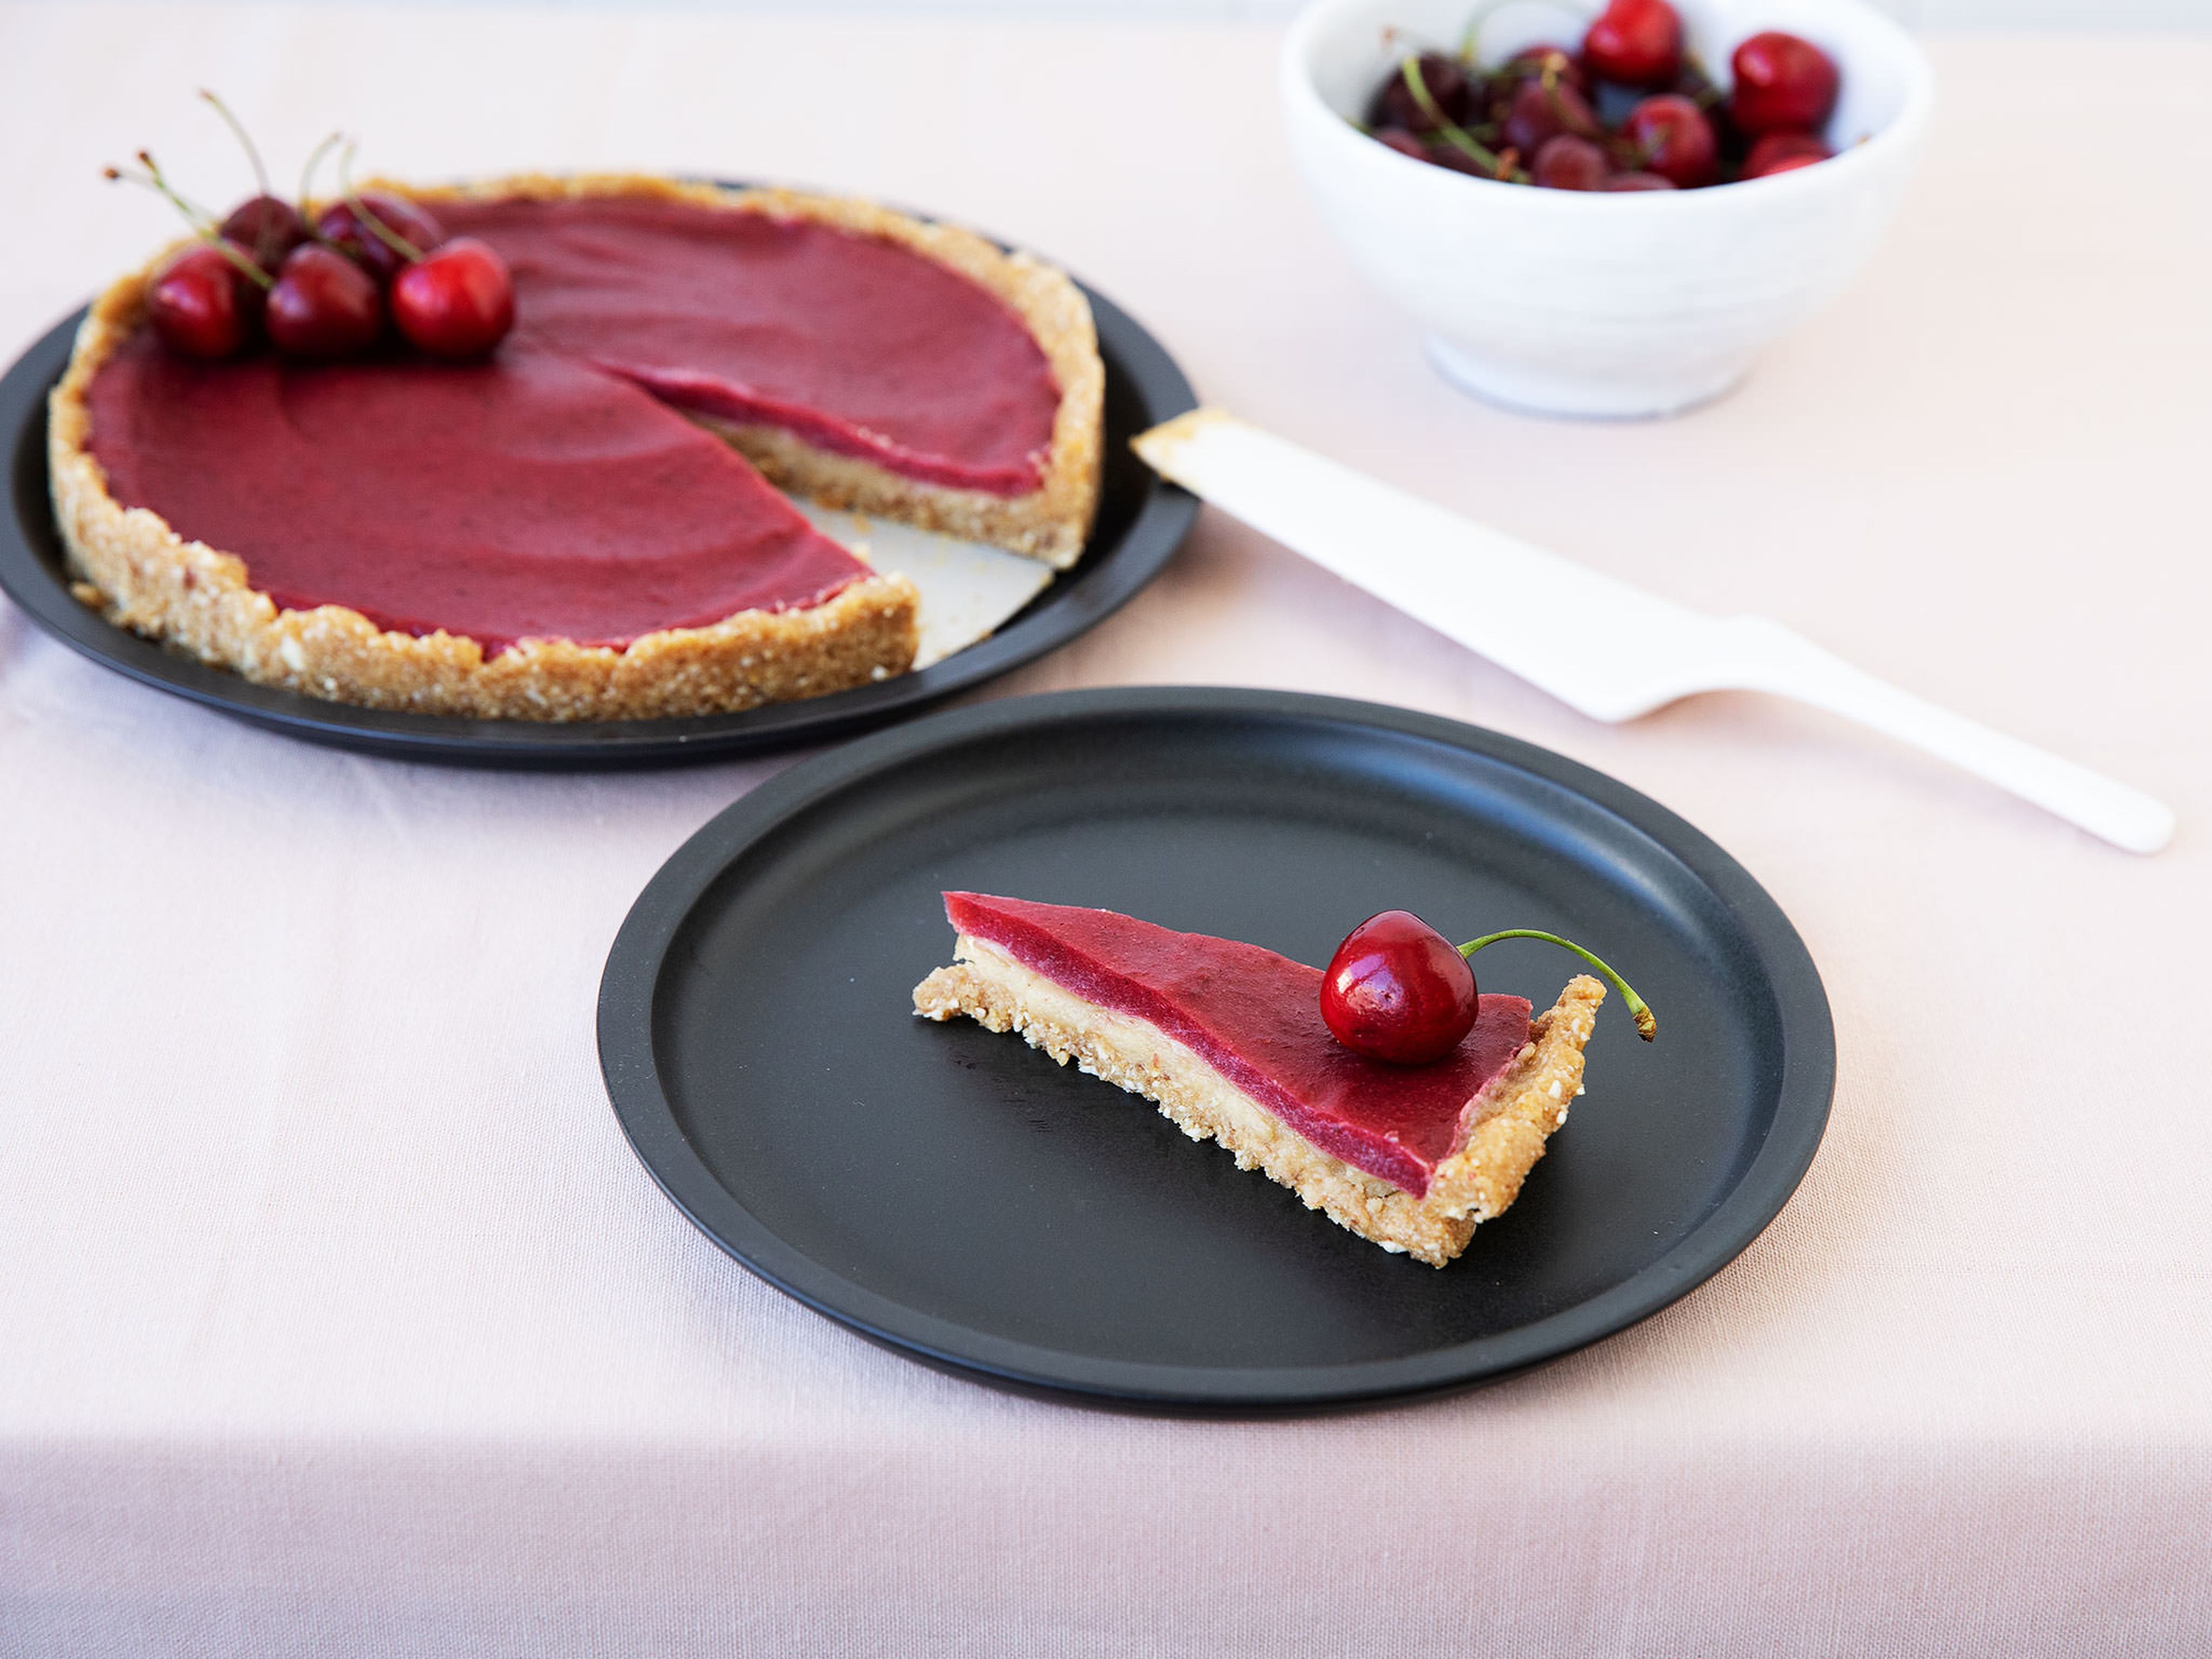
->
left=298, top=130, right=342, bottom=217
left=336, top=139, right=427, bottom=263
left=104, top=157, right=271, bottom=289
left=199, top=89, right=270, bottom=200
left=1399, top=54, right=1528, bottom=183
left=1457, top=930, right=1657, bottom=1041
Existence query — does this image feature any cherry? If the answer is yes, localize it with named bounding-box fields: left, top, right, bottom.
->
left=1532, top=134, right=1611, bottom=191
left=219, top=194, right=308, bottom=271
left=1372, top=127, right=1431, bottom=161
left=1742, top=130, right=1834, bottom=179
left=1322, top=912, right=1477, bottom=1066
left=145, top=243, right=260, bottom=359
left=1372, top=52, right=1473, bottom=137
left=1502, top=44, right=1589, bottom=96
left=266, top=243, right=383, bottom=358
left=1729, top=32, right=1839, bottom=136
left=1603, top=169, right=1678, bottom=190
left=1502, top=76, right=1601, bottom=160
left=316, top=191, right=445, bottom=285
left=1322, top=912, right=1657, bottom=1066
left=1621, top=93, right=1718, bottom=188
left=391, top=237, right=516, bottom=359
left=1582, top=0, right=1684, bottom=89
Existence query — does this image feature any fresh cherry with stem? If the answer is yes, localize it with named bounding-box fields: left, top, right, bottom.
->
left=1321, top=910, right=1654, bottom=1066
left=143, top=243, right=262, bottom=358
left=1620, top=93, right=1718, bottom=188
left=1395, top=54, right=1524, bottom=181
left=265, top=243, right=383, bottom=358
left=1742, top=130, right=1834, bottom=179
left=391, top=237, right=516, bottom=358
left=199, top=90, right=309, bottom=269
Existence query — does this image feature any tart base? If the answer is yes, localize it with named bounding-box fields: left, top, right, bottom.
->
left=915, top=936, right=1606, bottom=1267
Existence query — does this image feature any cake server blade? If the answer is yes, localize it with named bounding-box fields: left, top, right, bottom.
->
left=1132, top=409, right=2174, bottom=855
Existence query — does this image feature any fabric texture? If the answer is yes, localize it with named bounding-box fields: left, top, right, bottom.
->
left=2, top=9, right=2209, bottom=1653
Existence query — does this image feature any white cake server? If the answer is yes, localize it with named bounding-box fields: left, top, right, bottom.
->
left=1132, top=410, right=2175, bottom=855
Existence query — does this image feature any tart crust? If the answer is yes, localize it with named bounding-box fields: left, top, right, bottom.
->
left=47, top=174, right=1105, bottom=721
left=915, top=935, right=1607, bottom=1267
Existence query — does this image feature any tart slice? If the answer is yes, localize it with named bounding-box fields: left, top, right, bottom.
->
left=912, top=892, right=1606, bottom=1267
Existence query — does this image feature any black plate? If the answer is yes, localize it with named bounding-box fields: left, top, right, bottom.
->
left=597, top=687, right=1835, bottom=1414
left=0, top=278, right=1196, bottom=768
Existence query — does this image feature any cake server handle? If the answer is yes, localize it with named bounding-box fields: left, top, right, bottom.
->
left=1132, top=409, right=2174, bottom=855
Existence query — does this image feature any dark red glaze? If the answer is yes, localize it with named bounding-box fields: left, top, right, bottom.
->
left=1743, top=130, right=1835, bottom=179
left=944, top=893, right=1533, bottom=1195
left=1603, top=169, right=1678, bottom=190
left=265, top=244, right=383, bottom=359
left=433, top=194, right=1061, bottom=495
left=1321, top=911, right=1479, bottom=1065
left=1533, top=134, right=1611, bottom=191
left=219, top=195, right=308, bottom=270
left=390, top=236, right=516, bottom=359
left=1502, top=77, right=1601, bottom=160
left=85, top=334, right=873, bottom=654
left=1729, top=31, right=1840, bottom=136
left=1622, top=93, right=1718, bottom=187
left=316, top=191, right=447, bottom=285
left=145, top=244, right=257, bottom=359
left=1370, top=51, right=1473, bottom=135
left=1582, top=0, right=1684, bottom=88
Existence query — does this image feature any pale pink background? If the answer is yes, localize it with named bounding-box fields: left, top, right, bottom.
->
left=2, top=7, right=2207, bottom=1652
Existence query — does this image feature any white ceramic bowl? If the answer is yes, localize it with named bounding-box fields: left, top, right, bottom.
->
left=1281, top=0, right=1933, bottom=416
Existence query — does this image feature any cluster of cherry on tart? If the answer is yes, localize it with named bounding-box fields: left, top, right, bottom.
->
left=1365, top=0, right=1845, bottom=191
left=52, top=115, right=1103, bottom=724
left=916, top=896, right=1652, bottom=1267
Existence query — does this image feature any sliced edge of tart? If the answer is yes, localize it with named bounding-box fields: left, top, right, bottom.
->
left=407, top=173, right=1104, bottom=571
left=914, top=911, right=1606, bottom=1268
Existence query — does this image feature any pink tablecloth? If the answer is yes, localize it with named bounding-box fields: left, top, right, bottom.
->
left=3, top=8, right=2207, bottom=1653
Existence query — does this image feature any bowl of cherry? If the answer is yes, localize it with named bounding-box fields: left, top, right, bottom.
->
left=1281, top=0, right=1932, bottom=416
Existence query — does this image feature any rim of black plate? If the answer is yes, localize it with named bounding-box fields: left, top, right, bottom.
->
left=596, top=686, right=1838, bottom=1415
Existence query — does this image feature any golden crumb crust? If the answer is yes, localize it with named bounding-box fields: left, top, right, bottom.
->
left=397, top=173, right=1103, bottom=569
left=47, top=172, right=1105, bottom=720
left=915, top=936, right=1607, bottom=1267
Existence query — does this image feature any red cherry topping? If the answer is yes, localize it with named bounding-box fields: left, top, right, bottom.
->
left=1322, top=915, right=1658, bottom=1065
left=1321, top=912, right=1478, bottom=1066
left=1582, top=0, right=1684, bottom=89
left=1622, top=93, right=1718, bottom=188
left=1533, top=134, right=1611, bottom=191
left=266, top=243, right=384, bottom=359
left=218, top=194, right=309, bottom=271
left=1742, top=130, right=1835, bottom=179
left=315, top=191, right=446, bottom=285
left=390, top=237, right=516, bottom=359
left=145, top=243, right=259, bottom=359
left=1729, top=31, right=1840, bottom=136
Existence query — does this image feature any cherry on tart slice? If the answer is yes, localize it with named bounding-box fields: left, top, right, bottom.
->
left=1322, top=910, right=1654, bottom=1065
left=266, top=243, right=384, bottom=358
left=1729, top=31, right=1841, bottom=137
left=1582, top=0, right=1684, bottom=89
left=390, top=236, right=516, bottom=359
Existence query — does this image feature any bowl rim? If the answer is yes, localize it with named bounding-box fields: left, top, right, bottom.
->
left=1280, top=0, right=1936, bottom=206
